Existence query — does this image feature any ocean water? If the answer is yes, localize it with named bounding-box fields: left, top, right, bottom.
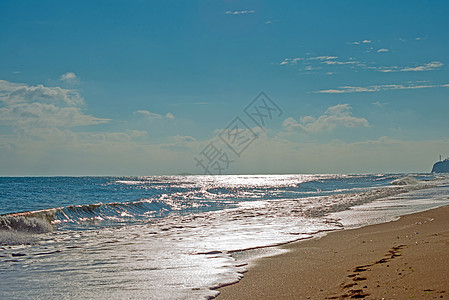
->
left=1, top=174, right=449, bottom=299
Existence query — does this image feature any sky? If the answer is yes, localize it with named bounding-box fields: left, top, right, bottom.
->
left=0, top=0, right=448, bottom=176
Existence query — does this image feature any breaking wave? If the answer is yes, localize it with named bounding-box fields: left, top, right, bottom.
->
left=0, top=215, right=53, bottom=246
left=0, top=199, right=176, bottom=245
left=53, top=199, right=174, bottom=224
left=391, top=176, right=420, bottom=185
left=1, top=198, right=190, bottom=232
left=0, top=215, right=53, bottom=233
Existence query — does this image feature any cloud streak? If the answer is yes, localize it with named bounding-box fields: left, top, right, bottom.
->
left=278, top=54, right=363, bottom=73
left=378, top=61, right=443, bottom=73
left=134, top=110, right=175, bottom=120
left=279, top=55, right=339, bottom=65
left=315, top=82, right=449, bottom=94
left=225, top=10, right=255, bottom=15
left=401, top=61, right=443, bottom=72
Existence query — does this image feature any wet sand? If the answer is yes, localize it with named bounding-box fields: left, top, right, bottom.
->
left=217, top=205, right=449, bottom=299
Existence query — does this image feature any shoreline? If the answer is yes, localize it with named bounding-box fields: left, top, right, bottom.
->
left=217, top=204, right=449, bottom=299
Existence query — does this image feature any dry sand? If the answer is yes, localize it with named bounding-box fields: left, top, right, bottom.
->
left=217, top=205, right=449, bottom=299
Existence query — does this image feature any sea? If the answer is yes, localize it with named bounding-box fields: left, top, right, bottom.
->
left=1, top=174, right=449, bottom=299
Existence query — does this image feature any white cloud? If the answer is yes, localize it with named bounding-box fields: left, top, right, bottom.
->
left=134, top=110, right=175, bottom=120
left=279, top=56, right=338, bottom=66
left=401, top=61, right=443, bottom=72
left=372, top=101, right=389, bottom=107
left=225, top=10, right=255, bottom=15
left=279, top=57, right=302, bottom=65
left=0, top=103, right=108, bottom=128
left=317, top=86, right=382, bottom=93
left=172, top=135, right=196, bottom=143
left=378, top=61, right=443, bottom=73
left=0, top=79, right=108, bottom=130
left=378, top=68, right=397, bottom=73
left=303, top=66, right=322, bottom=71
left=127, top=130, right=147, bottom=138
left=348, top=39, right=372, bottom=45
left=321, top=60, right=357, bottom=65
left=0, top=80, right=187, bottom=175
left=278, top=55, right=364, bottom=74
left=134, top=110, right=162, bottom=119
left=282, top=104, right=369, bottom=133
left=315, top=82, right=449, bottom=94
left=0, top=79, right=84, bottom=106
left=316, top=89, right=346, bottom=94
left=60, top=72, right=79, bottom=84
left=309, top=56, right=338, bottom=60
left=280, top=50, right=442, bottom=76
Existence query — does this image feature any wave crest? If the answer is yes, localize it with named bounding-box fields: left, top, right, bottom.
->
left=0, top=215, right=54, bottom=246
left=0, top=215, right=53, bottom=234
left=3, top=199, right=175, bottom=231
left=391, top=176, right=420, bottom=185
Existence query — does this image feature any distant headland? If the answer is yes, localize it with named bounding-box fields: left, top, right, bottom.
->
left=431, top=156, right=449, bottom=173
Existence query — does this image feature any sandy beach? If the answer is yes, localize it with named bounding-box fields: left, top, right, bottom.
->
left=217, top=204, right=449, bottom=299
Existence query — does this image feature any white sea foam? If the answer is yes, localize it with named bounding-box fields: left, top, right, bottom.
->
left=0, top=231, right=39, bottom=246
left=0, top=215, right=53, bottom=246
left=0, top=216, right=53, bottom=234
left=391, top=176, right=420, bottom=185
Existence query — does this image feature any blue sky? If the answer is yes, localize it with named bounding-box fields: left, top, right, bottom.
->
left=0, top=0, right=448, bottom=175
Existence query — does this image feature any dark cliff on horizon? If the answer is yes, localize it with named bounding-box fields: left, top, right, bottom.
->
left=431, top=158, right=449, bottom=173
